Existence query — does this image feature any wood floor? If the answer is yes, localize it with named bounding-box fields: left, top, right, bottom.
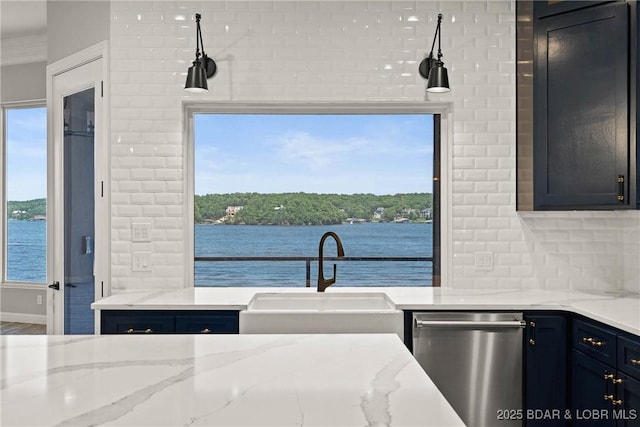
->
left=0, top=321, right=46, bottom=335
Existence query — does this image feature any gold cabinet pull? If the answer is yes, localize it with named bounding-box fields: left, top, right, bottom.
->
left=583, top=337, right=604, bottom=347
left=631, top=359, right=640, bottom=365
left=126, top=328, right=153, bottom=334
left=200, top=328, right=211, bottom=334
left=612, top=399, right=623, bottom=406
left=604, top=394, right=614, bottom=401
left=529, top=321, right=536, bottom=346
left=604, top=373, right=615, bottom=380
left=612, top=378, right=623, bottom=384
left=617, top=175, right=625, bottom=203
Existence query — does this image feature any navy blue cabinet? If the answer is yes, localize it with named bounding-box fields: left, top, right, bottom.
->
left=618, top=373, right=640, bottom=426
left=101, top=310, right=239, bottom=334
left=533, top=1, right=630, bottom=209
left=174, top=312, right=239, bottom=334
left=534, top=1, right=618, bottom=19
left=524, top=313, right=568, bottom=427
left=572, top=349, right=617, bottom=426
left=572, top=317, right=640, bottom=426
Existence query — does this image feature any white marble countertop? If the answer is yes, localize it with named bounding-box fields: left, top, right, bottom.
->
left=92, top=287, right=640, bottom=336
left=0, top=333, right=463, bottom=427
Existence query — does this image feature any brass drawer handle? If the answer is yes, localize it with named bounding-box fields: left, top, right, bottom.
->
left=200, top=328, right=211, bottom=334
left=612, top=378, right=623, bottom=384
left=604, top=394, right=614, bottom=401
left=612, top=399, right=623, bottom=406
left=604, top=373, right=615, bottom=380
left=631, top=359, right=640, bottom=365
left=583, top=337, right=604, bottom=347
left=126, top=328, right=153, bottom=334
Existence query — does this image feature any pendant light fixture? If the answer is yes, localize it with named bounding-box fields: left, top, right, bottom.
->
left=418, top=13, right=450, bottom=93
left=184, top=13, right=217, bottom=93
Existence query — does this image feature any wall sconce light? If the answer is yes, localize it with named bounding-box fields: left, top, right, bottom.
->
left=418, top=13, right=450, bottom=93
left=184, top=13, right=217, bottom=93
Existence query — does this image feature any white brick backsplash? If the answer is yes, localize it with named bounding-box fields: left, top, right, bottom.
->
left=107, top=0, right=640, bottom=292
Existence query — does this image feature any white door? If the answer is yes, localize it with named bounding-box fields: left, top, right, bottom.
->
left=47, top=57, right=107, bottom=334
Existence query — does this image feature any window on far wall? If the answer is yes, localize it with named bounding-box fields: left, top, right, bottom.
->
left=190, top=109, right=440, bottom=288
left=2, top=106, right=47, bottom=284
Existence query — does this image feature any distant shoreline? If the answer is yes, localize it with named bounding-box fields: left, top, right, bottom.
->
left=196, top=220, right=433, bottom=226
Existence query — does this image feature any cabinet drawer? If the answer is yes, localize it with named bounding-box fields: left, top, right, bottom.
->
left=101, top=311, right=175, bottom=334
left=175, top=311, right=239, bottom=334
left=573, top=319, right=617, bottom=365
left=618, top=336, right=640, bottom=380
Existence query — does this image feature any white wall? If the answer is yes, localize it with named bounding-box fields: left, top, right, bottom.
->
left=109, top=0, right=640, bottom=292
left=47, top=0, right=110, bottom=64
left=0, top=62, right=47, bottom=103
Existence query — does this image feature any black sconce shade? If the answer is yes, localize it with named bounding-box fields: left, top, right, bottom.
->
left=426, top=61, right=450, bottom=93
left=185, top=59, right=208, bottom=93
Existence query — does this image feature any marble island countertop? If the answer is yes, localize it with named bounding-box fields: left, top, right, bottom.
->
left=92, top=287, right=640, bottom=336
left=0, top=333, right=463, bottom=427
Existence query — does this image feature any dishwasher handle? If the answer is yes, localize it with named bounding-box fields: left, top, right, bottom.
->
left=415, top=319, right=526, bottom=329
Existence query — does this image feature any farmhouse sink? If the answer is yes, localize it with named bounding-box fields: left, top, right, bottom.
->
left=239, top=292, right=404, bottom=337
left=246, top=292, right=397, bottom=310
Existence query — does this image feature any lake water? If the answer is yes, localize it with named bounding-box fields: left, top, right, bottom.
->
left=7, top=220, right=47, bottom=282
left=7, top=221, right=433, bottom=287
left=195, top=222, right=433, bottom=287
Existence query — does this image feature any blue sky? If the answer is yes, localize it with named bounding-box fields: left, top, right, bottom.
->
left=6, top=111, right=434, bottom=201
left=6, top=107, right=47, bottom=201
left=195, top=114, right=434, bottom=195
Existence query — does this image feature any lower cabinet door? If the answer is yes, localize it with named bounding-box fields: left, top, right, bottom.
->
left=525, top=314, right=567, bottom=427
left=174, top=311, right=239, bottom=334
left=618, top=373, right=640, bottom=427
left=572, top=349, right=617, bottom=427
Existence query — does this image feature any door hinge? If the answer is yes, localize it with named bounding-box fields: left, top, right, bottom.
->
left=617, top=175, right=625, bottom=202
left=101, top=181, right=104, bottom=198
left=101, top=281, right=104, bottom=298
left=101, top=81, right=103, bottom=97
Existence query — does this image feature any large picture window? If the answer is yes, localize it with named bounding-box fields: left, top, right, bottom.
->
left=2, top=105, right=47, bottom=284
left=190, top=107, right=440, bottom=287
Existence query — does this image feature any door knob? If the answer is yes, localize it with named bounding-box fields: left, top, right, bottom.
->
left=48, top=281, right=60, bottom=290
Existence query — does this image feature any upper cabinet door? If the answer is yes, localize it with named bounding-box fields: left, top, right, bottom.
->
left=534, top=2, right=629, bottom=210
left=534, top=1, right=618, bottom=19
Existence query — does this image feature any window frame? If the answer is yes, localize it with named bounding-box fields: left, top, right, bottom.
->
left=183, top=102, right=451, bottom=288
left=1, top=100, right=48, bottom=288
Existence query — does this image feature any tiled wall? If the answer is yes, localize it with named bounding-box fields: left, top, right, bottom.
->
left=109, top=0, right=640, bottom=292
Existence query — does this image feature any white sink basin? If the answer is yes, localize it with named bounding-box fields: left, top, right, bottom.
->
left=239, top=292, right=404, bottom=337
left=246, top=292, right=397, bottom=311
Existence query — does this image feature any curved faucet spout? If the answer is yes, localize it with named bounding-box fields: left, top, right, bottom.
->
left=317, top=231, right=345, bottom=292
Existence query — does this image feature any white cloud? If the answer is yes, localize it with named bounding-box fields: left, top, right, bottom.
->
left=270, top=131, right=371, bottom=170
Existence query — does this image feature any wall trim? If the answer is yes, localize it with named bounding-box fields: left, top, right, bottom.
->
left=0, top=312, right=46, bottom=324
left=0, top=282, right=47, bottom=290
left=46, top=40, right=111, bottom=334
left=182, top=101, right=453, bottom=287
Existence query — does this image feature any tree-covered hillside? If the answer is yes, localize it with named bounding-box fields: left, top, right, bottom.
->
left=7, top=198, right=46, bottom=220
left=195, top=193, right=432, bottom=225
left=8, top=194, right=432, bottom=225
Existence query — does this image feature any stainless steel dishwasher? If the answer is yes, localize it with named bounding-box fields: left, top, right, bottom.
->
left=413, top=312, right=525, bottom=427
